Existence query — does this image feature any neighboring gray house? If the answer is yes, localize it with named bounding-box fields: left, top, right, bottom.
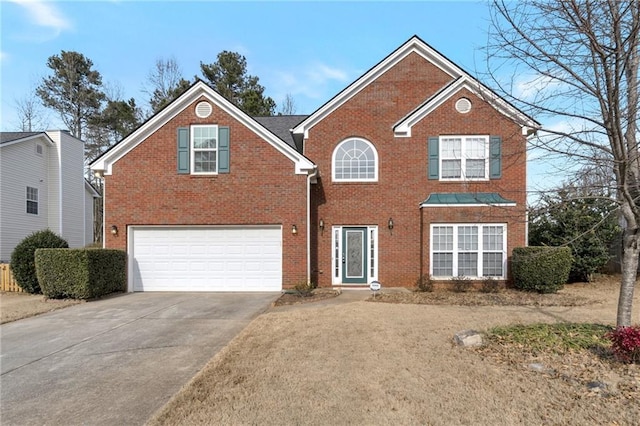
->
left=0, top=130, right=100, bottom=262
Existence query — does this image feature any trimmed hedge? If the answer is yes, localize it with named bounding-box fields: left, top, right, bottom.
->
left=512, top=246, right=572, bottom=293
left=10, top=230, right=69, bottom=294
left=35, top=248, right=126, bottom=299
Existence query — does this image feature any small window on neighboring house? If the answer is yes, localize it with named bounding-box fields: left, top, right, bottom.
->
left=35, top=144, right=43, bottom=156
left=26, top=187, right=38, bottom=215
left=332, top=138, right=378, bottom=182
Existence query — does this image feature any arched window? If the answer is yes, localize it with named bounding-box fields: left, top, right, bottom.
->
left=332, top=138, right=378, bottom=182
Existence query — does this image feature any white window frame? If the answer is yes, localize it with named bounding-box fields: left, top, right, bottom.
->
left=191, top=124, right=218, bottom=175
left=430, top=223, right=507, bottom=279
left=439, top=135, right=489, bottom=181
left=331, top=226, right=378, bottom=284
left=332, top=138, right=378, bottom=182
left=35, top=143, right=43, bottom=156
left=26, top=186, right=38, bottom=215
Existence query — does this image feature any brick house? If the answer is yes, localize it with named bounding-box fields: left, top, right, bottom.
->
left=91, top=36, right=539, bottom=292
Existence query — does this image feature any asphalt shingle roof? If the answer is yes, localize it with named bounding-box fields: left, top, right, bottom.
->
left=0, top=132, right=43, bottom=145
left=253, top=115, right=308, bottom=151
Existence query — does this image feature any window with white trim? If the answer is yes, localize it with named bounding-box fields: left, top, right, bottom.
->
left=26, top=187, right=38, bottom=215
left=191, top=125, right=218, bottom=174
left=431, top=224, right=506, bottom=278
left=440, top=135, right=489, bottom=180
left=332, top=138, right=378, bottom=182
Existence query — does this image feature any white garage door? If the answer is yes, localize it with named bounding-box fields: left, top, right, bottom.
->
left=130, top=226, right=282, bottom=292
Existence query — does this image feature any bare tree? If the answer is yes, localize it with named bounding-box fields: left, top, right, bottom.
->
left=144, top=57, right=191, bottom=114
left=278, top=93, right=297, bottom=115
left=14, top=88, right=49, bottom=131
left=486, top=0, right=639, bottom=325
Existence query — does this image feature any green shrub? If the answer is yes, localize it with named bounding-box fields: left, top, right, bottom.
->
left=35, top=248, right=126, bottom=299
left=451, top=275, right=471, bottom=293
left=512, top=246, right=572, bottom=293
left=415, top=275, right=433, bottom=292
left=480, top=276, right=501, bottom=293
left=10, top=230, right=68, bottom=294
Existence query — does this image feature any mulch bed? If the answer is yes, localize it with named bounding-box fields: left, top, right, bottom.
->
left=368, top=289, right=597, bottom=306
left=272, top=288, right=341, bottom=306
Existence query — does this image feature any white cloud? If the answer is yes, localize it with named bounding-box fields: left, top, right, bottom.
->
left=271, top=62, right=352, bottom=111
left=513, top=73, right=566, bottom=100
left=0, top=51, right=8, bottom=64
left=11, top=0, right=72, bottom=38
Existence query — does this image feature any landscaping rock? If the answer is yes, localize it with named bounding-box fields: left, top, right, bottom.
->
left=453, top=330, right=483, bottom=347
left=528, top=363, right=546, bottom=373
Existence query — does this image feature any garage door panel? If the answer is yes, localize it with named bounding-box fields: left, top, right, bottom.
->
left=131, top=227, right=282, bottom=292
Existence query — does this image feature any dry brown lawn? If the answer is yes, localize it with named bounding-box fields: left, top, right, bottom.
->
left=0, top=291, right=82, bottom=323
left=148, top=277, right=640, bottom=425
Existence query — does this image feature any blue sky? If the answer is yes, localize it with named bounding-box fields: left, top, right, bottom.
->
left=0, top=0, right=563, bottom=196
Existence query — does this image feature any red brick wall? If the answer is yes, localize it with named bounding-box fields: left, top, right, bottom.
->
left=305, top=53, right=528, bottom=288
left=104, top=96, right=309, bottom=287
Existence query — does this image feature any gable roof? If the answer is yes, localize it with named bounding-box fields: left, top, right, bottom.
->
left=292, top=35, right=539, bottom=139
left=0, top=132, right=54, bottom=147
left=90, top=81, right=315, bottom=175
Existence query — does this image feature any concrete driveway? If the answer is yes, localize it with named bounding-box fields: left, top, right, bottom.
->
left=0, top=292, right=278, bottom=426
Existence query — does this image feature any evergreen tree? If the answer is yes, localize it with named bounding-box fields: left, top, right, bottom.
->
left=200, top=51, right=275, bottom=116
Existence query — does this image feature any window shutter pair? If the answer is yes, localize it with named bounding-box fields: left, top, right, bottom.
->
left=177, top=126, right=230, bottom=174
left=427, top=136, right=502, bottom=179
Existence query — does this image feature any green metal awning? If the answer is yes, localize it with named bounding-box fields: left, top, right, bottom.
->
left=420, top=192, right=516, bottom=207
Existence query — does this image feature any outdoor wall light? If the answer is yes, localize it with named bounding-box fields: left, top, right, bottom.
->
left=319, top=218, right=325, bottom=232
left=110, top=225, right=118, bottom=236
left=388, top=218, right=394, bottom=230
left=292, top=224, right=298, bottom=235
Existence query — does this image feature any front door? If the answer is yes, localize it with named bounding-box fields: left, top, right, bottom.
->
left=342, top=227, right=368, bottom=284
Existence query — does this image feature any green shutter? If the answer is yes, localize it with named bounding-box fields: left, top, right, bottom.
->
left=218, top=126, right=230, bottom=173
left=177, top=127, right=189, bottom=174
left=490, top=136, right=502, bottom=179
left=428, top=137, right=439, bottom=180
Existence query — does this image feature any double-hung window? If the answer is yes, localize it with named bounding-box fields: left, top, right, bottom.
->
left=26, top=187, right=38, bottom=215
left=431, top=224, right=506, bottom=278
left=440, top=136, right=489, bottom=180
left=191, top=125, right=218, bottom=174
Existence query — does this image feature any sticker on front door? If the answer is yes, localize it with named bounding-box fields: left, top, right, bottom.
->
left=342, top=227, right=368, bottom=283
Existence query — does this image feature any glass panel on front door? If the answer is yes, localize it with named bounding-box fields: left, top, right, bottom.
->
left=343, top=227, right=368, bottom=283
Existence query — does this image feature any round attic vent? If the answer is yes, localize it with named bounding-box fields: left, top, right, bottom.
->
left=455, top=98, right=472, bottom=114
left=195, top=101, right=213, bottom=118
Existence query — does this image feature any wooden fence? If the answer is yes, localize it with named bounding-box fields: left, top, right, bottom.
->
left=1, top=264, right=23, bottom=293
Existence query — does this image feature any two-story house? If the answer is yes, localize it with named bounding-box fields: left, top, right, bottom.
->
left=0, top=130, right=100, bottom=262
left=91, top=36, right=539, bottom=292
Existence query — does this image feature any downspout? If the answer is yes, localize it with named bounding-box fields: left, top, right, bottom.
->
left=307, top=166, right=318, bottom=284
left=419, top=204, right=424, bottom=279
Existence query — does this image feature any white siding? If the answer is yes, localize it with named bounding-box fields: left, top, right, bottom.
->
left=46, top=131, right=86, bottom=248
left=0, top=138, right=50, bottom=262
left=84, top=184, right=95, bottom=246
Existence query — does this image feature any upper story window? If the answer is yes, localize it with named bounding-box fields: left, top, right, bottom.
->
left=177, top=125, right=230, bottom=175
left=332, top=138, right=378, bottom=182
left=35, top=143, right=43, bottom=156
left=428, top=135, right=502, bottom=181
left=26, top=187, right=38, bottom=215
left=440, top=136, right=489, bottom=180
left=191, top=125, right=218, bottom=174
